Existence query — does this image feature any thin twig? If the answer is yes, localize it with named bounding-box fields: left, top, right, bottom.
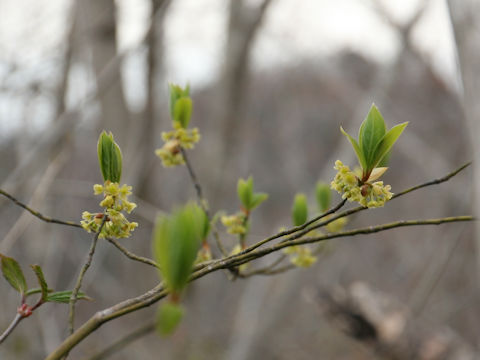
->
left=0, top=314, right=23, bottom=345
left=0, top=189, right=81, bottom=229
left=105, top=238, right=159, bottom=269
left=46, top=213, right=474, bottom=360
left=84, top=322, right=155, bottom=360
left=180, top=147, right=227, bottom=256
left=68, top=217, right=107, bottom=335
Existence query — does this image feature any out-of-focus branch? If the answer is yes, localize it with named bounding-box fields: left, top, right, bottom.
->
left=313, top=282, right=478, bottom=360
left=84, top=322, right=155, bottom=360
left=46, top=214, right=473, bottom=359
left=68, top=217, right=107, bottom=335
left=0, top=189, right=81, bottom=230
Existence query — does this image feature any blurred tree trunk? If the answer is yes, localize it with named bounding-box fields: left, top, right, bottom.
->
left=133, top=0, right=172, bottom=197
left=79, top=0, right=130, bottom=145
left=447, top=1, right=480, bottom=282
left=215, top=0, right=274, bottom=179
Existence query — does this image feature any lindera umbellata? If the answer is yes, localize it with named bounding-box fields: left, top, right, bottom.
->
left=0, top=82, right=473, bottom=359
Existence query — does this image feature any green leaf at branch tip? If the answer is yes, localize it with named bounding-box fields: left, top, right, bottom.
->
left=30, top=265, right=48, bottom=301
left=153, top=203, right=203, bottom=294
left=315, top=182, right=331, bottom=213
left=250, top=193, right=268, bottom=210
left=340, top=126, right=367, bottom=170
left=156, top=301, right=184, bottom=336
left=97, top=131, right=123, bottom=183
left=359, top=104, right=386, bottom=172
left=173, top=97, right=193, bottom=128
left=371, top=122, right=408, bottom=170
left=292, top=193, right=308, bottom=227
left=46, top=290, right=92, bottom=304
left=168, top=83, right=190, bottom=120
left=0, top=253, right=27, bottom=295
left=237, top=176, right=268, bottom=211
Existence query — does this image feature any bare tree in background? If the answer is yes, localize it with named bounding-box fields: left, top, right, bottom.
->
left=447, top=0, right=480, bottom=283
left=78, top=0, right=130, bottom=145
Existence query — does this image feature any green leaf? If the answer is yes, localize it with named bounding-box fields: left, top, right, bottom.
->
left=46, top=290, right=92, bottom=303
left=97, top=131, right=123, bottom=183
left=173, top=98, right=193, bottom=128
left=250, top=193, right=268, bottom=210
left=153, top=203, right=203, bottom=293
left=371, top=122, right=408, bottom=170
left=25, top=287, right=53, bottom=298
left=340, top=126, right=367, bottom=170
left=292, top=193, right=308, bottom=226
left=315, top=182, right=331, bottom=213
left=359, top=104, right=386, bottom=172
left=237, top=177, right=253, bottom=210
left=0, top=253, right=27, bottom=295
left=169, top=83, right=190, bottom=120
left=30, top=265, right=48, bottom=301
left=156, top=302, right=184, bottom=336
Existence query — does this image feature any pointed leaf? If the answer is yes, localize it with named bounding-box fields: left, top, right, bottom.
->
left=153, top=203, right=203, bottom=293
left=25, top=288, right=53, bottom=297
left=359, top=104, right=386, bottom=171
left=0, top=253, right=27, bottom=295
left=292, top=193, right=308, bottom=226
left=97, top=131, right=123, bottom=183
left=340, top=126, right=367, bottom=170
left=173, top=97, right=193, bottom=128
left=237, top=177, right=253, bottom=210
left=30, top=265, right=48, bottom=301
left=367, top=167, right=388, bottom=182
left=371, top=122, right=408, bottom=169
left=46, top=290, right=92, bottom=303
left=156, top=302, right=184, bottom=336
left=250, top=193, right=268, bottom=210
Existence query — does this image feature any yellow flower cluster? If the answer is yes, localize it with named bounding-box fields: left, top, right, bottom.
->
left=330, top=160, right=393, bottom=208
left=155, top=125, right=200, bottom=167
left=221, top=213, right=247, bottom=235
left=283, top=245, right=317, bottom=268
left=81, top=181, right=138, bottom=239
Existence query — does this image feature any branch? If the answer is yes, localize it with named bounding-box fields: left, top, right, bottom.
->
left=46, top=214, right=473, bottom=359
left=0, top=314, right=23, bottom=345
left=180, top=147, right=227, bottom=256
left=85, top=322, right=154, bottom=360
left=0, top=189, right=81, bottom=229
left=241, top=161, right=472, bottom=256
left=68, top=217, right=107, bottom=335
left=105, top=238, right=159, bottom=270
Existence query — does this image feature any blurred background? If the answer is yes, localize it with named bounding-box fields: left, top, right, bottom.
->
left=0, top=0, right=478, bottom=359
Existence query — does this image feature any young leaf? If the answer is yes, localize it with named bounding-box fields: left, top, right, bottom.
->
left=30, top=265, right=48, bottom=301
left=0, top=253, right=27, bottom=295
left=316, top=182, right=331, bottom=213
left=153, top=203, right=203, bottom=293
left=156, top=302, right=184, bottom=336
left=250, top=193, right=268, bottom=210
left=371, top=122, right=408, bottom=170
left=25, top=288, right=53, bottom=298
left=173, top=97, right=193, bottom=128
left=340, top=127, right=367, bottom=170
left=97, top=131, right=123, bottom=183
left=237, top=177, right=253, bottom=210
left=169, top=83, right=190, bottom=120
left=359, top=104, right=386, bottom=171
left=367, top=167, right=388, bottom=182
left=292, top=193, right=308, bottom=226
left=46, top=290, right=92, bottom=303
